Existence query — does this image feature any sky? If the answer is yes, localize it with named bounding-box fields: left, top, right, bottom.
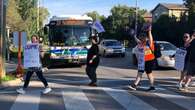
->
left=41, top=0, right=184, bottom=18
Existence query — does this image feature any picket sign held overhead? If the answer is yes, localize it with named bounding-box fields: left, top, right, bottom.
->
left=91, top=20, right=105, bottom=33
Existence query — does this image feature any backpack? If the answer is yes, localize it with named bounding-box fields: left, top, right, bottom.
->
left=154, top=43, right=162, bottom=58
left=147, top=41, right=162, bottom=59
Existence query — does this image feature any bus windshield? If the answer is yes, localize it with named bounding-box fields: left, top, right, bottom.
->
left=49, top=25, right=90, bottom=46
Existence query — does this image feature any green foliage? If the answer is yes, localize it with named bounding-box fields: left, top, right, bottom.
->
left=101, top=5, right=146, bottom=41
left=183, top=0, right=195, bottom=30
left=152, top=15, right=188, bottom=47
left=86, top=11, right=105, bottom=21
left=0, top=75, right=16, bottom=82
left=6, top=0, right=26, bottom=31
left=6, top=0, right=49, bottom=41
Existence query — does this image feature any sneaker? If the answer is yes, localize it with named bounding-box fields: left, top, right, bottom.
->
left=181, top=85, right=189, bottom=92
left=16, top=88, right=26, bottom=94
left=128, top=84, right=137, bottom=90
left=177, top=83, right=183, bottom=90
left=147, top=86, right=156, bottom=91
left=88, top=82, right=97, bottom=87
left=42, top=87, right=52, bottom=94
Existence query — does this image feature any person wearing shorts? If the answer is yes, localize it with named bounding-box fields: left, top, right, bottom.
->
left=129, top=25, right=155, bottom=91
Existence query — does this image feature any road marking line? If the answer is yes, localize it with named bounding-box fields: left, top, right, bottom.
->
left=62, top=87, right=95, bottom=110
left=0, top=91, right=17, bottom=94
left=103, top=88, right=157, bottom=110
left=10, top=90, right=41, bottom=110
left=154, top=88, right=195, bottom=110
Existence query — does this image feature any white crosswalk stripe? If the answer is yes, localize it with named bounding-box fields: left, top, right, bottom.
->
left=62, top=87, right=95, bottom=110
left=2, top=84, right=194, bottom=110
left=102, top=87, right=157, bottom=110
left=154, top=89, right=195, bottom=110
left=10, top=90, right=41, bottom=110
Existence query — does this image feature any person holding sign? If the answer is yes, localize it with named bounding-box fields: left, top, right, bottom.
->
left=129, top=25, right=156, bottom=91
left=176, top=33, right=191, bottom=90
left=17, top=35, right=52, bottom=94
left=183, top=31, right=195, bottom=91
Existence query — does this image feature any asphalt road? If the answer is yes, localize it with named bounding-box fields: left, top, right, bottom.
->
left=0, top=51, right=195, bottom=110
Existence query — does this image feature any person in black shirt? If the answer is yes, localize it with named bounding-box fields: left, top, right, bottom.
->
left=183, top=31, right=195, bottom=91
left=86, top=36, right=100, bottom=86
left=178, top=33, right=191, bottom=90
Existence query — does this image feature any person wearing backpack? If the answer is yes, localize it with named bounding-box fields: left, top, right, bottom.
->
left=129, top=25, right=156, bottom=91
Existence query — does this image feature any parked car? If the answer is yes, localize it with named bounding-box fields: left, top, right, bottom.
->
left=132, top=41, right=177, bottom=68
left=99, top=39, right=125, bottom=57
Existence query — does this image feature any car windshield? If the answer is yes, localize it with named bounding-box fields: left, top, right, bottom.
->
left=105, top=41, right=121, bottom=46
left=159, top=43, right=177, bottom=51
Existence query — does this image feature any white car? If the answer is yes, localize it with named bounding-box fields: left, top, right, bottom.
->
left=99, top=39, right=126, bottom=57
left=132, top=41, right=177, bottom=68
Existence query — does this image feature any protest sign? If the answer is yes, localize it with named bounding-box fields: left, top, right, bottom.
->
left=137, top=48, right=145, bottom=71
left=174, top=48, right=187, bottom=71
left=23, top=43, right=41, bottom=68
left=91, top=20, right=105, bottom=33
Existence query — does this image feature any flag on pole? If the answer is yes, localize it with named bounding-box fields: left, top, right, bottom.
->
left=91, top=20, right=105, bottom=33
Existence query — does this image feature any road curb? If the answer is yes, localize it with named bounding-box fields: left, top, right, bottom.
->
left=0, top=78, right=22, bottom=90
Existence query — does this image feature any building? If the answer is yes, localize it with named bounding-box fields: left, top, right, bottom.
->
left=151, top=3, right=188, bottom=22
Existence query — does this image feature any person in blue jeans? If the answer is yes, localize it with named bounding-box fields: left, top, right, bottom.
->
left=17, top=35, right=52, bottom=94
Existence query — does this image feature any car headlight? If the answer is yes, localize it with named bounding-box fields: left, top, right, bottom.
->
left=106, top=48, right=113, bottom=52
left=122, top=48, right=125, bottom=52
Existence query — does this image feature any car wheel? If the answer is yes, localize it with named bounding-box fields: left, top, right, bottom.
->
left=121, top=53, right=125, bottom=58
left=132, top=54, right=137, bottom=65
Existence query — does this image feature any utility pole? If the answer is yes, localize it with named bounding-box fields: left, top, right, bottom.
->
left=0, top=0, right=6, bottom=78
left=37, top=0, right=40, bottom=32
left=134, top=0, right=138, bottom=39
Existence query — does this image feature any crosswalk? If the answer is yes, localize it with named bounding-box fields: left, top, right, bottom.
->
left=0, top=84, right=195, bottom=110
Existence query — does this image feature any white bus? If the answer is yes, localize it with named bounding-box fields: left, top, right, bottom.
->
left=44, top=15, right=95, bottom=65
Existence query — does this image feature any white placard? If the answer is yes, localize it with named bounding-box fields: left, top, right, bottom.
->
left=137, top=48, right=145, bottom=71
left=91, top=20, right=105, bottom=33
left=174, top=48, right=187, bottom=71
left=23, top=43, right=41, bottom=68
left=13, top=31, right=27, bottom=47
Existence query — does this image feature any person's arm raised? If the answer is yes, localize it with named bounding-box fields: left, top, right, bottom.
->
left=148, top=26, right=154, bottom=48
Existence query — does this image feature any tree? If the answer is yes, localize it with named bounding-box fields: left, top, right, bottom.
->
left=183, top=0, right=195, bottom=30
left=6, top=0, right=26, bottom=31
left=101, top=5, right=146, bottom=42
left=86, top=11, right=105, bottom=21
left=7, top=0, right=49, bottom=40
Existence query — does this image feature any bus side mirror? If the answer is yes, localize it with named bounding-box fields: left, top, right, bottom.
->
left=44, top=26, right=48, bottom=35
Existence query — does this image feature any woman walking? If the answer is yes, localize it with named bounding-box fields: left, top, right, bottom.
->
left=182, top=31, right=195, bottom=91
left=178, top=33, right=191, bottom=90
left=129, top=25, right=156, bottom=91
left=17, top=35, right=52, bottom=94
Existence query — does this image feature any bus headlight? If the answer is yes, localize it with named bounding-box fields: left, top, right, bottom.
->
left=50, top=53, right=57, bottom=58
